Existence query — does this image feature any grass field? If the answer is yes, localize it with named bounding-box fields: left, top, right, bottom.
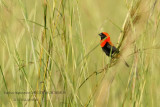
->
left=0, top=0, right=160, bottom=106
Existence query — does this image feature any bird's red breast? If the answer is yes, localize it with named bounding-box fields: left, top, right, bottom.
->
left=100, top=32, right=114, bottom=47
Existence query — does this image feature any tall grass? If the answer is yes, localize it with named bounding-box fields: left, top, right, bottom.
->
left=0, top=0, right=160, bottom=106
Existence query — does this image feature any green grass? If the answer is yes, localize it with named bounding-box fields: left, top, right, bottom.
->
left=0, top=0, right=160, bottom=106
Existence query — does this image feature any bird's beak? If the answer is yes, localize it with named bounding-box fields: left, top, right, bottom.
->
left=99, top=33, right=102, bottom=36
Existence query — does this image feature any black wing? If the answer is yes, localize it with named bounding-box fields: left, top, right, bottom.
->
left=102, top=43, right=119, bottom=56
left=106, top=44, right=119, bottom=53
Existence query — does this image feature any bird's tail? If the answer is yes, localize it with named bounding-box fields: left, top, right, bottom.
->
left=120, top=56, right=129, bottom=67
left=122, top=57, right=129, bottom=67
left=115, top=54, right=129, bottom=67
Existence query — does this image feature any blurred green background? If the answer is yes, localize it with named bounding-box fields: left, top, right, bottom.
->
left=0, top=0, right=160, bottom=106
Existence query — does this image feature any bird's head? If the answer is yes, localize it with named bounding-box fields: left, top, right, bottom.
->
left=99, top=32, right=110, bottom=40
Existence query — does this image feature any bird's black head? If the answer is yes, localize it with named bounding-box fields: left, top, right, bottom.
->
left=99, top=32, right=107, bottom=40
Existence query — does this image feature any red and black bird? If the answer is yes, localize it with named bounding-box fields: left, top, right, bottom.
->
left=99, top=32, right=119, bottom=57
left=99, top=32, right=129, bottom=67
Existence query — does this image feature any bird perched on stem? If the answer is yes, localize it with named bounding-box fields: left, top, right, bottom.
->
left=99, top=32, right=129, bottom=67
left=99, top=32, right=119, bottom=56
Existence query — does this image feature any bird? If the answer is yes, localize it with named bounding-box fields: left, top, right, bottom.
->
left=99, top=32, right=119, bottom=56
left=99, top=32, right=129, bottom=67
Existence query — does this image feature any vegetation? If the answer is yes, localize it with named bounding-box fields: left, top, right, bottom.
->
left=0, top=0, right=160, bottom=106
